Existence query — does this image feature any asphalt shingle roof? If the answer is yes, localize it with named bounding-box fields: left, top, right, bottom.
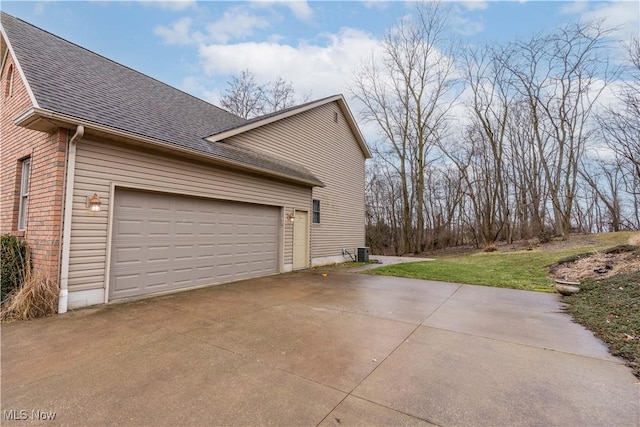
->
left=1, top=13, right=323, bottom=186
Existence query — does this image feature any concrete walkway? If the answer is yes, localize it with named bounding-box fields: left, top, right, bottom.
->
left=354, top=255, right=435, bottom=271
left=2, top=271, right=638, bottom=426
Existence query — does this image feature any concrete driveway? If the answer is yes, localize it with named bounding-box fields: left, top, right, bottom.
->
left=2, top=271, right=638, bottom=426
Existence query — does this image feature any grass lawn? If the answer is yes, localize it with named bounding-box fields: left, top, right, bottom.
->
left=564, top=271, right=640, bottom=378
left=365, top=232, right=636, bottom=292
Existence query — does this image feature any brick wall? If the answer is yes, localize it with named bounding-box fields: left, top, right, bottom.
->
left=1, top=51, right=67, bottom=282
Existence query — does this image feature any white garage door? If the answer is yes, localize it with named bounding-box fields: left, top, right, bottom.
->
left=109, top=189, right=279, bottom=300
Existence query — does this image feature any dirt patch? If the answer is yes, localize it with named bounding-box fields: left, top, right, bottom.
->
left=550, top=248, right=640, bottom=282
left=504, top=234, right=602, bottom=252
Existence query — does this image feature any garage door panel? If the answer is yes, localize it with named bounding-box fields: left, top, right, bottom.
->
left=110, top=189, right=279, bottom=300
left=117, top=192, right=144, bottom=209
left=173, top=268, right=194, bottom=285
left=147, top=245, right=171, bottom=262
left=114, top=219, right=145, bottom=237
left=175, top=201, right=196, bottom=213
left=145, top=272, right=170, bottom=288
left=217, top=243, right=234, bottom=257
left=196, top=265, right=215, bottom=279
left=111, top=273, right=142, bottom=293
left=148, top=220, right=171, bottom=236
left=112, top=246, right=143, bottom=265
left=198, top=222, right=217, bottom=236
left=217, top=266, right=233, bottom=280
left=174, top=244, right=195, bottom=261
left=197, top=244, right=215, bottom=258
left=148, top=196, right=172, bottom=211
left=175, top=221, right=196, bottom=236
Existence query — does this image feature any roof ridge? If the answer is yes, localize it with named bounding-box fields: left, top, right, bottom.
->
left=251, top=94, right=342, bottom=121
left=0, top=11, right=243, bottom=120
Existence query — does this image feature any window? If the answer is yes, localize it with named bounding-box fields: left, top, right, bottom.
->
left=312, top=199, right=320, bottom=224
left=18, top=158, right=31, bottom=230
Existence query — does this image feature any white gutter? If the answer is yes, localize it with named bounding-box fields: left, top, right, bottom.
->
left=58, top=125, right=84, bottom=314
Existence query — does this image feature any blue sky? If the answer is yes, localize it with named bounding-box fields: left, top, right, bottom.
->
left=3, top=1, right=638, bottom=109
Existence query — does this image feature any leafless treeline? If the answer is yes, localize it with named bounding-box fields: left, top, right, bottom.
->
left=220, top=69, right=309, bottom=119
left=354, top=3, right=640, bottom=255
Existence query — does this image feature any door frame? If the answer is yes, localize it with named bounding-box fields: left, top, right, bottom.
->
left=292, top=209, right=309, bottom=270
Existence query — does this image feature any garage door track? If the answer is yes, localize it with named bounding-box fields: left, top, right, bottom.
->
left=2, top=271, right=639, bottom=426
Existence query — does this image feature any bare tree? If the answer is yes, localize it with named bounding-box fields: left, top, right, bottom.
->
left=499, top=22, right=614, bottom=238
left=444, top=45, right=514, bottom=246
left=506, top=99, right=549, bottom=238
left=359, top=10, right=631, bottom=253
left=423, top=164, right=465, bottom=249
left=260, top=77, right=306, bottom=113
left=352, top=1, right=459, bottom=253
left=365, top=160, right=404, bottom=254
left=598, top=38, right=640, bottom=181
left=220, top=70, right=306, bottom=119
left=220, top=70, right=264, bottom=119
left=580, top=156, right=625, bottom=231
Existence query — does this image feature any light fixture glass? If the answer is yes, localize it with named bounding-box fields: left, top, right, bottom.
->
left=88, top=193, right=102, bottom=212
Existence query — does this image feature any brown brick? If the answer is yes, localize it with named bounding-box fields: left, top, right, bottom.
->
left=1, top=54, right=66, bottom=282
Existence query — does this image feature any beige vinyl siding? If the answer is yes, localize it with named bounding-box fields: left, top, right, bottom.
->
left=227, top=102, right=366, bottom=259
left=69, top=138, right=310, bottom=292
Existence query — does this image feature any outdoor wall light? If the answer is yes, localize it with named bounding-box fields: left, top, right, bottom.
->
left=286, top=211, right=295, bottom=222
left=87, top=193, right=102, bottom=212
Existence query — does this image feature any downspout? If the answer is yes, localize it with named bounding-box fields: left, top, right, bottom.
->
left=58, top=125, right=84, bottom=314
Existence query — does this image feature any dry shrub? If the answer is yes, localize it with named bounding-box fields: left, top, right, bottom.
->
left=1, top=271, right=59, bottom=321
left=537, top=229, right=554, bottom=244
left=1, top=234, right=29, bottom=299
left=483, top=243, right=498, bottom=252
left=629, top=233, right=640, bottom=247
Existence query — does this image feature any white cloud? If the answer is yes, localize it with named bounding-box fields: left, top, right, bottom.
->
left=286, top=1, right=313, bottom=21
left=33, top=1, right=53, bottom=15
left=362, top=1, right=389, bottom=11
left=139, top=0, right=196, bottom=11
left=154, top=17, right=196, bottom=45
left=457, top=0, right=488, bottom=12
left=582, top=1, right=639, bottom=35
left=206, top=8, right=270, bottom=43
left=560, top=0, right=589, bottom=15
left=198, top=27, right=380, bottom=101
left=592, top=78, right=626, bottom=112
left=562, top=0, right=639, bottom=39
left=451, top=14, right=484, bottom=36
left=154, top=8, right=270, bottom=45
left=181, top=75, right=219, bottom=102
left=267, top=33, right=286, bottom=43
left=251, top=0, right=313, bottom=21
